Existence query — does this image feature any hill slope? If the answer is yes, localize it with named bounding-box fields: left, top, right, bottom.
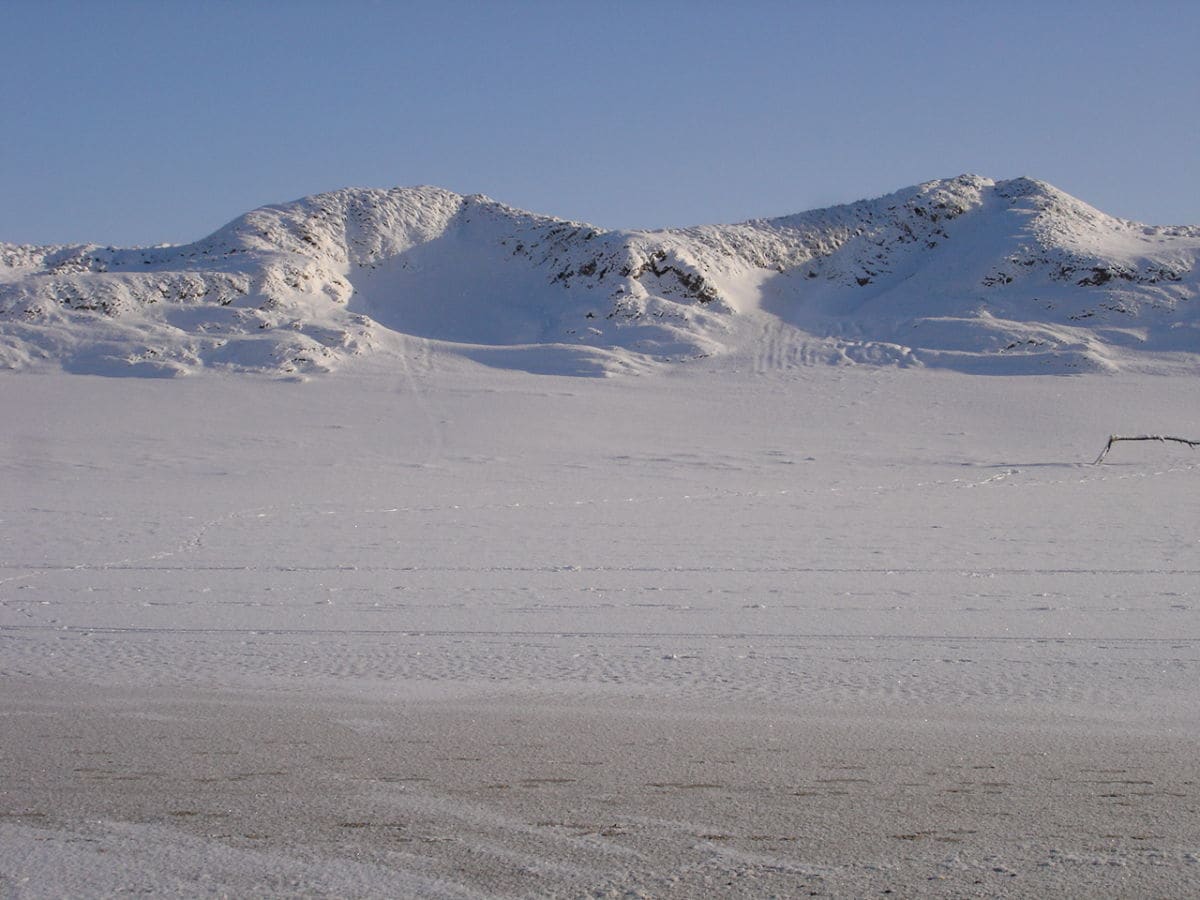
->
left=2, top=176, right=1197, bottom=376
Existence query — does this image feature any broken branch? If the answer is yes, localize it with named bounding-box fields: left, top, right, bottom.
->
left=1093, top=434, right=1200, bottom=465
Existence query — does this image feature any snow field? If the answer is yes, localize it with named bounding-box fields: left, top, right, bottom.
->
left=2, top=357, right=1199, bottom=895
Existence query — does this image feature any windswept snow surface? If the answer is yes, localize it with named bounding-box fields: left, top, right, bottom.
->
left=2, top=175, right=1198, bottom=378
left=2, top=352, right=1200, bottom=897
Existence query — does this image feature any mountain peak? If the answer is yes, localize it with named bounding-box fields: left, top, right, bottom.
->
left=1, top=177, right=1197, bottom=377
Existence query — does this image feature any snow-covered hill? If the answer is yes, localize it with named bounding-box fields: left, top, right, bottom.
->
left=2, top=175, right=1197, bottom=376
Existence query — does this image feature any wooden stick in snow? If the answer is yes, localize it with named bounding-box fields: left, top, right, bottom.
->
left=1093, top=434, right=1200, bottom=465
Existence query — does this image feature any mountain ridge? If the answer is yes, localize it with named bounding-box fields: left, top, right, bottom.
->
left=2, top=175, right=1197, bottom=377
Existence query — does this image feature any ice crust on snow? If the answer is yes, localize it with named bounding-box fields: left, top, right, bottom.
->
left=1, top=175, right=1197, bottom=377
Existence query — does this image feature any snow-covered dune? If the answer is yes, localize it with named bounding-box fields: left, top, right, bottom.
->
left=2, top=175, right=1197, bottom=376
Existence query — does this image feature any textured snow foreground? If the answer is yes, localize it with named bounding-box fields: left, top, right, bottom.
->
left=2, top=354, right=1200, bottom=898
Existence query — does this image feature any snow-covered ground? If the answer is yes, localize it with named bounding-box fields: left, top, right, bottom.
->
left=3, top=347, right=1199, bottom=896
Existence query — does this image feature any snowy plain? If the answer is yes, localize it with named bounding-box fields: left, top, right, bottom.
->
left=3, top=174, right=1200, bottom=896
left=3, top=342, right=1200, bottom=897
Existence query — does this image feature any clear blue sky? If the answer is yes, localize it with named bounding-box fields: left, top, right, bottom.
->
left=2, top=0, right=1197, bottom=246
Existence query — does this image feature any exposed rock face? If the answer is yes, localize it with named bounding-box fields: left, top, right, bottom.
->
left=2, top=176, right=1197, bottom=376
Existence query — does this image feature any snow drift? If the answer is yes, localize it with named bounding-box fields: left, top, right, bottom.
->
left=2, top=175, right=1197, bottom=376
